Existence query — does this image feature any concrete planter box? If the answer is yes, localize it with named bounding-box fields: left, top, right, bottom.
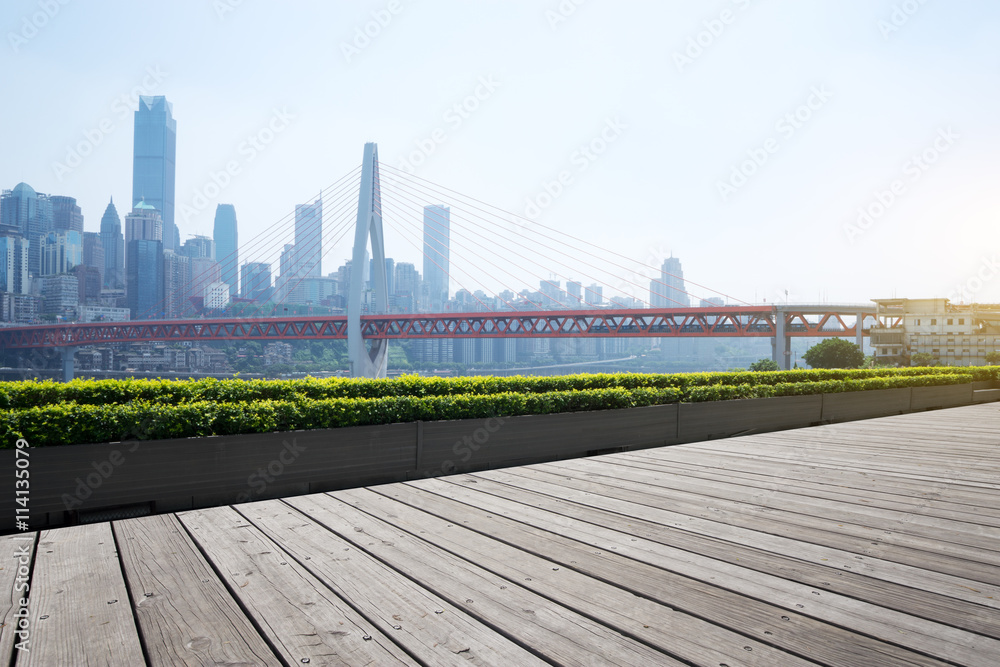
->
left=416, top=404, right=679, bottom=476
left=910, top=384, right=974, bottom=411
left=2, top=383, right=981, bottom=532
left=821, top=388, right=912, bottom=423
left=677, top=394, right=823, bottom=442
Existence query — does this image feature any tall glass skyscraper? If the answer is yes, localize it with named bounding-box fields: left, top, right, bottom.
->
left=132, top=96, right=178, bottom=251
left=99, top=198, right=124, bottom=288
left=422, top=205, right=450, bottom=312
left=1, top=182, right=52, bottom=277
left=213, top=204, right=238, bottom=296
left=51, top=196, right=83, bottom=233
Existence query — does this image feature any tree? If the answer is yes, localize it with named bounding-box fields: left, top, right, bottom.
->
left=802, top=339, right=865, bottom=369
left=985, top=350, right=1000, bottom=366
left=911, top=352, right=938, bottom=367
left=748, top=358, right=779, bottom=372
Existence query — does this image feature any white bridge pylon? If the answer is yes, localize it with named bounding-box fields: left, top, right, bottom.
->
left=347, top=142, right=389, bottom=378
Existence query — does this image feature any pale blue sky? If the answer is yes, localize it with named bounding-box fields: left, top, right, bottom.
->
left=2, top=0, right=999, bottom=305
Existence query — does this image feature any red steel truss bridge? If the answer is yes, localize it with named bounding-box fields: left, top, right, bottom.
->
left=0, top=304, right=897, bottom=349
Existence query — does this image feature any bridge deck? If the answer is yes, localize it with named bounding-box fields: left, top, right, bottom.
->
left=4, top=404, right=1000, bottom=665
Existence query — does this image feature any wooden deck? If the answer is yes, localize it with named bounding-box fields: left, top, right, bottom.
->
left=3, top=402, right=1000, bottom=665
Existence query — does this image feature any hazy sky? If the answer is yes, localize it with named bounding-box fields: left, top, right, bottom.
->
left=2, top=0, right=999, bottom=306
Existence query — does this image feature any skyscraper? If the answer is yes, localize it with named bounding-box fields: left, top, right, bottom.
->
left=650, top=256, right=690, bottom=307
left=181, top=235, right=215, bottom=260
left=126, top=239, right=164, bottom=319
left=51, top=196, right=83, bottom=233
left=1, top=183, right=51, bottom=277
left=294, top=195, right=322, bottom=277
left=124, top=199, right=163, bottom=245
left=0, top=235, right=29, bottom=294
left=240, top=262, right=272, bottom=301
left=40, top=231, right=82, bottom=275
left=422, top=205, right=450, bottom=311
left=82, top=232, right=105, bottom=286
left=99, top=198, right=124, bottom=288
left=132, top=96, right=178, bottom=251
left=213, top=204, right=238, bottom=296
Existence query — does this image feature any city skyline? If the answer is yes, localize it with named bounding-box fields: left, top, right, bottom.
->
left=2, top=2, right=999, bottom=306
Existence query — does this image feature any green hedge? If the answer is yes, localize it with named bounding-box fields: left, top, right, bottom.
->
left=0, top=366, right=995, bottom=410
left=0, top=370, right=982, bottom=447
left=0, top=386, right=682, bottom=447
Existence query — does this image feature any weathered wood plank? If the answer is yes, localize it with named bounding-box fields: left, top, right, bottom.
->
left=178, top=505, right=414, bottom=666
left=473, top=468, right=1000, bottom=610
left=400, top=476, right=998, bottom=665
left=0, top=535, right=35, bottom=664
left=431, top=467, right=1000, bottom=640
left=16, top=523, right=144, bottom=667
left=285, top=492, right=683, bottom=666
left=114, top=513, right=281, bottom=666
left=238, top=498, right=548, bottom=666
left=335, top=487, right=829, bottom=667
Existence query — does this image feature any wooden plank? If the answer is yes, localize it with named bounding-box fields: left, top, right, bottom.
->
left=394, top=478, right=998, bottom=666
left=0, top=535, right=35, bottom=664
left=499, top=465, right=1000, bottom=586
left=284, top=492, right=684, bottom=666
left=16, top=523, right=144, bottom=667
left=429, top=469, right=1000, bottom=640
left=613, top=453, right=1000, bottom=526
left=239, top=498, right=548, bottom=666
left=334, top=487, right=832, bottom=667
left=473, top=468, right=1000, bottom=610
left=550, top=456, right=1000, bottom=550
left=178, top=505, right=414, bottom=666
left=114, top=513, right=281, bottom=666
left=602, top=452, right=1000, bottom=528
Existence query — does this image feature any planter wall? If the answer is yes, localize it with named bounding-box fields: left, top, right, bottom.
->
left=3, top=383, right=996, bottom=532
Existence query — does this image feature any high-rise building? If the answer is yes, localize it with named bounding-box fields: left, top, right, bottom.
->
left=40, top=230, right=82, bottom=276
left=584, top=284, right=603, bottom=306
left=0, top=234, right=29, bottom=294
left=294, top=196, right=322, bottom=278
left=126, top=239, right=164, bottom=319
left=566, top=280, right=583, bottom=306
left=189, top=256, right=221, bottom=306
left=650, top=256, right=690, bottom=307
left=1, top=183, right=51, bottom=277
left=162, top=251, right=191, bottom=318
left=51, top=195, right=83, bottom=233
left=82, top=232, right=105, bottom=286
left=240, top=262, right=272, bottom=301
left=42, top=274, right=78, bottom=319
left=213, top=204, right=237, bottom=296
left=422, top=205, right=450, bottom=311
left=125, top=199, right=163, bottom=244
left=132, top=96, right=178, bottom=251
left=181, top=235, right=215, bottom=260
left=99, top=198, right=124, bottom=288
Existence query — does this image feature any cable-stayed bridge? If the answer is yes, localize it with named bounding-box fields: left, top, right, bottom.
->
left=0, top=144, right=899, bottom=378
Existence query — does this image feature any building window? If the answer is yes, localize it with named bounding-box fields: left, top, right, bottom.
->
left=959, top=318, right=965, bottom=325
left=932, top=349, right=940, bottom=354
left=931, top=319, right=937, bottom=325
left=916, top=319, right=921, bottom=325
